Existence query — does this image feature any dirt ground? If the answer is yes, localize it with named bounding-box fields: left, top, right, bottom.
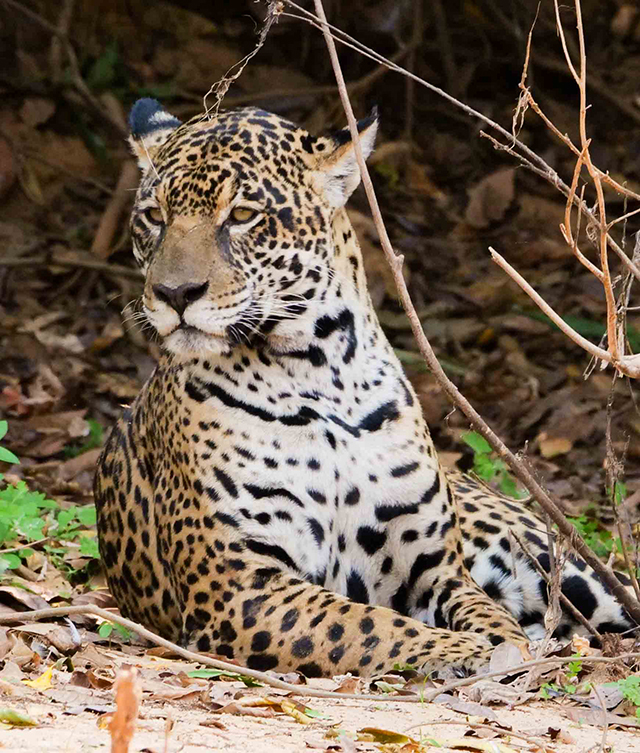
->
left=2, top=1, right=640, bottom=750
left=0, top=671, right=638, bottom=753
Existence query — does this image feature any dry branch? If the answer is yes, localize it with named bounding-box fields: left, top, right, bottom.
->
left=0, top=603, right=638, bottom=704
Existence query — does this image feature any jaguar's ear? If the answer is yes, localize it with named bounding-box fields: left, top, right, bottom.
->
left=128, top=98, right=182, bottom=172
left=315, top=108, right=378, bottom=208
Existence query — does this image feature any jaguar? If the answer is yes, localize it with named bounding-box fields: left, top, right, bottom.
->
left=94, top=98, right=634, bottom=677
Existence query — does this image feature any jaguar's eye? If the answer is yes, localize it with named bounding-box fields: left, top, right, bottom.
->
left=230, top=207, right=259, bottom=223
left=144, top=207, right=164, bottom=226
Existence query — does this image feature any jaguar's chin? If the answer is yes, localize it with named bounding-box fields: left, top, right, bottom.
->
left=162, top=326, right=233, bottom=359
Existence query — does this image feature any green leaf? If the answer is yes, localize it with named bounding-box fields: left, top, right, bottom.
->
left=187, top=668, right=263, bottom=686
left=113, top=623, right=134, bottom=642
left=0, top=553, right=22, bottom=571
left=79, top=537, right=100, bottom=559
left=473, top=453, right=497, bottom=481
left=461, top=432, right=493, bottom=455
left=0, top=707, right=38, bottom=726
left=19, top=516, right=46, bottom=542
left=98, top=622, right=113, bottom=638
left=606, top=675, right=640, bottom=707
left=0, top=421, right=7, bottom=441
left=0, top=446, right=19, bottom=464
left=76, top=505, right=97, bottom=526
left=0, top=521, right=11, bottom=545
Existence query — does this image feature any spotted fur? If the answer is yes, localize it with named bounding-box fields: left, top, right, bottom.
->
left=95, top=99, right=634, bottom=677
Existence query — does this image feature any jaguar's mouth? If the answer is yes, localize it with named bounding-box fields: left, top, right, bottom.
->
left=163, top=325, right=231, bottom=358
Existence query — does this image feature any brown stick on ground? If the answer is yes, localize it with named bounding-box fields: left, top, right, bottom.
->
left=311, top=0, right=640, bottom=627
left=91, top=161, right=139, bottom=259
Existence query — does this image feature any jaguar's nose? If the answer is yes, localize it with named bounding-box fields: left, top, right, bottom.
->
left=152, top=281, right=209, bottom=316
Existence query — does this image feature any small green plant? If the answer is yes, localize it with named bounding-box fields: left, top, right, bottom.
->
left=98, top=620, right=135, bottom=643
left=566, top=655, right=583, bottom=680
left=0, top=422, right=101, bottom=574
left=461, top=432, right=526, bottom=499
left=568, top=513, right=623, bottom=559
left=606, top=675, right=640, bottom=719
left=0, top=421, right=19, bottom=467
left=610, top=480, right=628, bottom=506
left=0, top=479, right=58, bottom=573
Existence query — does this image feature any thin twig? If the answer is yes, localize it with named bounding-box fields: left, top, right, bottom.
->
left=591, top=682, right=610, bottom=753
left=488, top=246, right=629, bottom=370
left=203, top=1, right=283, bottom=118
left=0, top=538, right=50, bottom=556
left=310, top=0, right=640, bottom=625
left=511, top=532, right=603, bottom=642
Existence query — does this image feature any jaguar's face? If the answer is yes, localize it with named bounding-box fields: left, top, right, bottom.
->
left=128, top=100, right=377, bottom=358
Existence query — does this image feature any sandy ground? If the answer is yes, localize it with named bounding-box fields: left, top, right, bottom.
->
left=0, top=681, right=637, bottom=753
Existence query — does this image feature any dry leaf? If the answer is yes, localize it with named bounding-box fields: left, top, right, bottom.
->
left=334, top=675, right=360, bottom=694
left=22, top=664, right=54, bottom=690
left=0, top=586, right=50, bottom=612
left=19, top=97, right=56, bottom=128
left=0, top=707, right=38, bottom=727
left=13, top=622, right=81, bottom=653
left=432, top=692, right=498, bottom=720
left=538, top=434, right=573, bottom=458
left=563, top=707, right=640, bottom=728
left=280, top=698, right=313, bottom=724
left=215, top=701, right=276, bottom=718
left=465, top=168, right=516, bottom=228
left=358, top=728, right=417, bottom=745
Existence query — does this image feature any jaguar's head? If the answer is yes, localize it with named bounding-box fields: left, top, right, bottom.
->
left=128, top=99, right=377, bottom=359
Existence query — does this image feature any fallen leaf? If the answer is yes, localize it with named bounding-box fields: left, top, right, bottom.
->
left=0, top=707, right=38, bottom=727
left=0, top=587, right=50, bottom=613
left=280, top=698, right=313, bottom=724
left=432, top=692, right=498, bottom=720
left=333, top=675, right=360, bottom=694
left=22, top=664, right=54, bottom=690
left=19, top=97, right=56, bottom=127
left=563, top=707, right=640, bottom=727
left=465, top=168, right=516, bottom=228
left=13, top=623, right=81, bottom=654
left=358, top=727, right=417, bottom=745
left=215, top=701, right=276, bottom=718
left=538, top=434, right=573, bottom=458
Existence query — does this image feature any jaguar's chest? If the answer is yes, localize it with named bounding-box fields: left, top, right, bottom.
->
left=146, top=350, right=441, bottom=592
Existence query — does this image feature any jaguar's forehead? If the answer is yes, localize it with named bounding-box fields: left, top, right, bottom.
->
left=144, top=107, right=324, bottom=210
